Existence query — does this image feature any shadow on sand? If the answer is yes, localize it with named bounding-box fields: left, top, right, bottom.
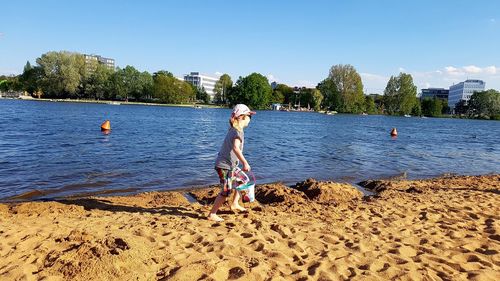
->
left=57, top=198, right=204, bottom=219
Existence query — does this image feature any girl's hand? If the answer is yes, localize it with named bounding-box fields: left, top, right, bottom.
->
left=242, top=162, right=251, bottom=172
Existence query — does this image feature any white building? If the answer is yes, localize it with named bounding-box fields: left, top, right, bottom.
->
left=183, top=72, right=219, bottom=101
left=448, top=79, right=485, bottom=110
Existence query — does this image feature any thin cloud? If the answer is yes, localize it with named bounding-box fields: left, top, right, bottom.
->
left=360, top=65, right=500, bottom=93
left=443, top=65, right=498, bottom=76
left=445, top=66, right=460, bottom=74
left=360, top=72, right=388, bottom=81
left=294, top=80, right=315, bottom=88
left=360, top=73, right=389, bottom=93
left=463, top=65, right=482, bottom=74
left=266, top=74, right=278, bottom=82
left=414, top=65, right=499, bottom=89
left=484, top=66, right=497, bottom=75
left=0, top=32, right=4, bottom=38
left=0, top=68, right=20, bottom=76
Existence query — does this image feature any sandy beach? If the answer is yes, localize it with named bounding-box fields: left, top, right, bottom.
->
left=0, top=174, right=499, bottom=280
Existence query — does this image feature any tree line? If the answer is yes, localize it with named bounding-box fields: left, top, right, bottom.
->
left=453, top=89, right=500, bottom=120
left=2, top=50, right=499, bottom=119
left=3, top=51, right=196, bottom=104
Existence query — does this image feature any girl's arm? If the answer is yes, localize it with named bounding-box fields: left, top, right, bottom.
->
left=233, top=138, right=250, bottom=171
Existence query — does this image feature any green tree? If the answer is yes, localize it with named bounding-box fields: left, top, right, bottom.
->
left=269, top=88, right=285, bottom=104
left=153, top=70, right=173, bottom=77
left=369, top=94, right=384, bottom=113
left=468, top=89, right=500, bottom=119
left=214, top=74, right=233, bottom=104
left=454, top=100, right=469, bottom=116
left=195, top=86, right=210, bottom=103
left=421, top=98, right=444, bottom=117
left=311, top=89, right=324, bottom=111
left=20, top=61, right=42, bottom=94
left=298, top=88, right=310, bottom=108
left=364, top=95, right=377, bottom=114
left=122, top=65, right=142, bottom=101
left=36, top=51, right=85, bottom=98
left=109, top=68, right=126, bottom=100
left=411, top=98, right=422, bottom=116
left=317, top=78, right=340, bottom=111
left=294, top=88, right=322, bottom=110
left=319, top=64, right=365, bottom=113
left=84, top=64, right=114, bottom=100
left=153, top=71, right=194, bottom=104
left=0, top=80, right=6, bottom=92
left=382, top=76, right=398, bottom=114
left=383, top=73, right=417, bottom=115
left=139, top=71, right=154, bottom=101
left=228, top=73, right=272, bottom=109
left=107, top=66, right=152, bottom=101
left=274, top=84, right=294, bottom=105
left=0, top=76, right=23, bottom=92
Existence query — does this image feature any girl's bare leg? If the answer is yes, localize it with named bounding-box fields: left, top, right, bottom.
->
left=230, top=191, right=247, bottom=212
left=208, top=194, right=226, bottom=222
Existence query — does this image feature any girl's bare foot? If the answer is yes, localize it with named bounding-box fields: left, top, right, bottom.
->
left=207, top=213, right=224, bottom=222
left=230, top=204, right=247, bottom=212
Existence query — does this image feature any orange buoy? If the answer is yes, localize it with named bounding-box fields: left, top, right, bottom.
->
left=101, top=120, right=111, bottom=131
left=390, top=128, right=398, bottom=137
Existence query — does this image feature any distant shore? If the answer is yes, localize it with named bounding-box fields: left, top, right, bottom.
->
left=11, top=95, right=226, bottom=109
left=1, top=174, right=498, bottom=280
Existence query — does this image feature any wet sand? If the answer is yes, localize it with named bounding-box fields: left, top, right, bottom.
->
left=0, top=175, right=499, bottom=280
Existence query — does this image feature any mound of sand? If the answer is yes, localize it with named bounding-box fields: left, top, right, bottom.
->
left=292, top=178, right=363, bottom=205
left=254, top=183, right=308, bottom=205
left=359, top=174, right=500, bottom=196
left=188, top=185, right=220, bottom=205
left=189, top=180, right=361, bottom=208
left=106, top=191, right=190, bottom=208
left=6, top=201, right=85, bottom=216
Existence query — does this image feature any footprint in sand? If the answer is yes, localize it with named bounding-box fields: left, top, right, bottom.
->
left=270, top=224, right=291, bottom=239
left=240, top=233, right=253, bottom=238
left=377, top=262, right=391, bottom=273
left=475, top=245, right=498, bottom=256
left=484, top=218, right=496, bottom=234
left=489, top=234, right=500, bottom=242
left=292, top=255, right=306, bottom=266
left=248, top=240, right=264, bottom=252
left=192, top=234, right=204, bottom=243
left=228, top=266, right=245, bottom=280
left=244, top=257, right=259, bottom=269
left=307, top=261, right=321, bottom=276
left=265, top=237, right=275, bottom=244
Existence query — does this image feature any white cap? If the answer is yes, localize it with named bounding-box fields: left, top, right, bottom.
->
left=232, top=104, right=256, bottom=118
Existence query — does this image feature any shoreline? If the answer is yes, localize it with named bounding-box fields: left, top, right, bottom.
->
left=7, top=97, right=498, bottom=120
left=1, top=174, right=499, bottom=280
left=1, top=172, right=480, bottom=203
left=9, top=95, right=226, bottom=109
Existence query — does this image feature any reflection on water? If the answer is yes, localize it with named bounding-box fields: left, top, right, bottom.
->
left=0, top=99, right=499, bottom=200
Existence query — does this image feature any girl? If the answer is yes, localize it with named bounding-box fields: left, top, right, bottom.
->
left=208, top=104, right=255, bottom=222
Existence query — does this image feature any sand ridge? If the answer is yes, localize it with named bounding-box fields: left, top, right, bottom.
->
left=0, top=175, right=499, bottom=280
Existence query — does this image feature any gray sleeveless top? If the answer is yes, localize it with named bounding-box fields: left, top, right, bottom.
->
left=215, top=127, right=244, bottom=170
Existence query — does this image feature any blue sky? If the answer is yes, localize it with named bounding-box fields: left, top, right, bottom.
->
left=1, top=0, right=499, bottom=92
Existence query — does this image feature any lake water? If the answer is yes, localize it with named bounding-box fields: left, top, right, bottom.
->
left=1, top=99, right=499, bottom=200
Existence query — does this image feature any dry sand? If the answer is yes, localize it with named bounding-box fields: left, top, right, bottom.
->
left=0, top=175, right=499, bottom=280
